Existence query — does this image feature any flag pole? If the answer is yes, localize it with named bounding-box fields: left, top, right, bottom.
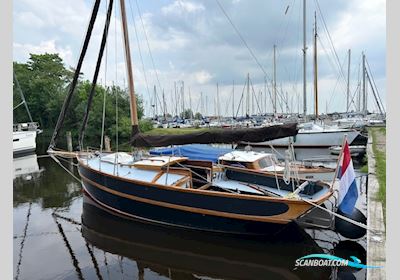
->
left=330, top=134, right=348, bottom=190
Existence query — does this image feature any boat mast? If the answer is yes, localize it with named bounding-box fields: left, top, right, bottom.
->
left=264, top=76, right=267, bottom=115
left=302, top=0, right=307, bottom=119
left=273, top=44, right=277, bottom=117
left=189, top=87, right=193, bottom=120
left=162, top=89, right=166, bottom=120
left=246, top=73, right=250, bottom=117
left=181, top=81, right=185, bottom=119
left=362, top=52, right=367, bottom=117
left=346, top=49, right=351, bottom=113
left=217, top=83, right=222, bottom=123
left=232, top=80, right=235, bottom=119
left=313, top=11, right=318, bottom=118
left=13, top=70, right=34, bottom=123
left=153, top=85, right=157, bottom=118
left=119, top=0, right=139, bottom=132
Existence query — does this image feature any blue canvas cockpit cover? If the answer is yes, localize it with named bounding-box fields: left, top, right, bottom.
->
left=149, top=144, right=232, bottom=163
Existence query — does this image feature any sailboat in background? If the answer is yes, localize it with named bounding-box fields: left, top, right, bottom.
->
left=13, top=70, right=42, bottom=156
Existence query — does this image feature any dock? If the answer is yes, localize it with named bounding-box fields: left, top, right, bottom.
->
left=367, top=131, right=386, bottom=279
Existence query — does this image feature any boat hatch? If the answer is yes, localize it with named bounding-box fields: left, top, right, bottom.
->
left=133, top=156, right=188, bottom=170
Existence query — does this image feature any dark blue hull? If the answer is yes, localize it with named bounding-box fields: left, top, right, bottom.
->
left=78, top=163, right=310, bottom=236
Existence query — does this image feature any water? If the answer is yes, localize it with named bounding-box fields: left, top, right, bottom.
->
left=13, top=140, right=367, bottom=280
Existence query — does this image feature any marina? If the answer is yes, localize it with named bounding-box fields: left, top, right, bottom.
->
left=12, top=0, right=386, bottom=279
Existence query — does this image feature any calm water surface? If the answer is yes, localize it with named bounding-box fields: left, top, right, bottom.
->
left=13, top=143, right=367, bottom=280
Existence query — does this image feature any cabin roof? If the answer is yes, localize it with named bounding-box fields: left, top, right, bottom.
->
left=132, top=156, right=188, bottom=169
left=219, top=151, right=272, bottom=163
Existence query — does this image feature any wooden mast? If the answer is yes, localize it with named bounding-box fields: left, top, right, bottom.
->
left=119, top=0, right=139, bottom=130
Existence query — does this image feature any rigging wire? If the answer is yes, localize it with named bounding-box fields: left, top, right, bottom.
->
left=13, top=70, right=34, bottom=123
left=215, top=0, right=271, bottom=82
left=134, top=0, right=164, bottom=112
left=127, top=0, right=151, bottom=111
left=314, top=0, right=348, bottom=88
left=365, top=57, right=386, bottom=113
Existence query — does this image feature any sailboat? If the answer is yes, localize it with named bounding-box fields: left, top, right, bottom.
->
left=49, top=0, right=334, bottom=236
left=13, top=71, right=42, bottom=156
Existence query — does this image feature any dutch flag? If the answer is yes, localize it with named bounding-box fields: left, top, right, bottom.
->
left=337, top=140, right=359, bottom=214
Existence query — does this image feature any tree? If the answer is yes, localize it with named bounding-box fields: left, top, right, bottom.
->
left=13, top=53, right=145, bottom=148
left=180, top=109, right=193, bottom=119
left=13, top=53, right=74, bottom=127
left=194, top=112, right=203, bottom=120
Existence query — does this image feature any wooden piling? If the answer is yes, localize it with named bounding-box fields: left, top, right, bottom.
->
left=66, top=131, right=73, bottom=152
left=104, top=136, right=111, bottom=152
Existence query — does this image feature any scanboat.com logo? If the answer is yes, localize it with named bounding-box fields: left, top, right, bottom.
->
left=295, top=254, right=383, bottom=269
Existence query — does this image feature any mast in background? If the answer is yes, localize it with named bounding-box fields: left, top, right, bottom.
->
left=246, top=73, right=250, bottom=118
left=313, top=11, right=318, bottom=118
left=362, top=52, right=367, bottom=116
left=302, top=0, right=307, bottom=118
left=346, top=49, right=351, bottom=113
left=273, top=44, right=277, bottom=117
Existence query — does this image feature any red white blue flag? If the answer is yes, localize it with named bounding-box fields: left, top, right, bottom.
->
left=338, top=140, right=359, bottom=214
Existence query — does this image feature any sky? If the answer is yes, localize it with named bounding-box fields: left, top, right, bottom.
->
left=13, top=0, right=386, bottom=117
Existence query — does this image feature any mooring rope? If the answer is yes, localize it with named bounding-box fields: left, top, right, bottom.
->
left=301, top=198, right=374, bottom=233
left=50, top=154, right=82, bottom=184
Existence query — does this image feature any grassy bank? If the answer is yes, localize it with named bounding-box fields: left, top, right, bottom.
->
left=371, top=127, right=386, bottom=217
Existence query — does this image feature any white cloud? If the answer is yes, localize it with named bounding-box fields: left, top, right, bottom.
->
left=13, top=40, right=74, bottom=65
left=192, top=70, right=213, bottom=84
left=329, top=0, right=386, bottom=49
left=14, top=11, right=45, bottom=28
left=161, top=0, right=205, bottom=15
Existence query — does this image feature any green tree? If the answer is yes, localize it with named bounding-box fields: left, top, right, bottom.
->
left=180, top=109, right=193, bottom=119
left=194, top=112, right=203, bottom=120
left=13, top=53, right=146, bottom=149
left=13, top=53, right=74, bottom=127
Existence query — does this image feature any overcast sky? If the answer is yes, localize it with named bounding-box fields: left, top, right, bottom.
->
left=13, top=0, right=386, bottom=117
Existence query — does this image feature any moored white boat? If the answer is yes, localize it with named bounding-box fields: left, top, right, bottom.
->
left=245, top=123, right=360, bottom=148
left=219, top=150, right=336, bottom=182
left=329, top=145, right=366, bottom=156
left=13, top=122, right=41, bottom=155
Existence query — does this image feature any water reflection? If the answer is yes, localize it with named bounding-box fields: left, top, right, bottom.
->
left=13, top=156, right=81, bottom=209
left=13, top=154, right=44, bottom=181
left=13, top=142, right=365, bottom=280
left=81, top=193, right=331, bottom=280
